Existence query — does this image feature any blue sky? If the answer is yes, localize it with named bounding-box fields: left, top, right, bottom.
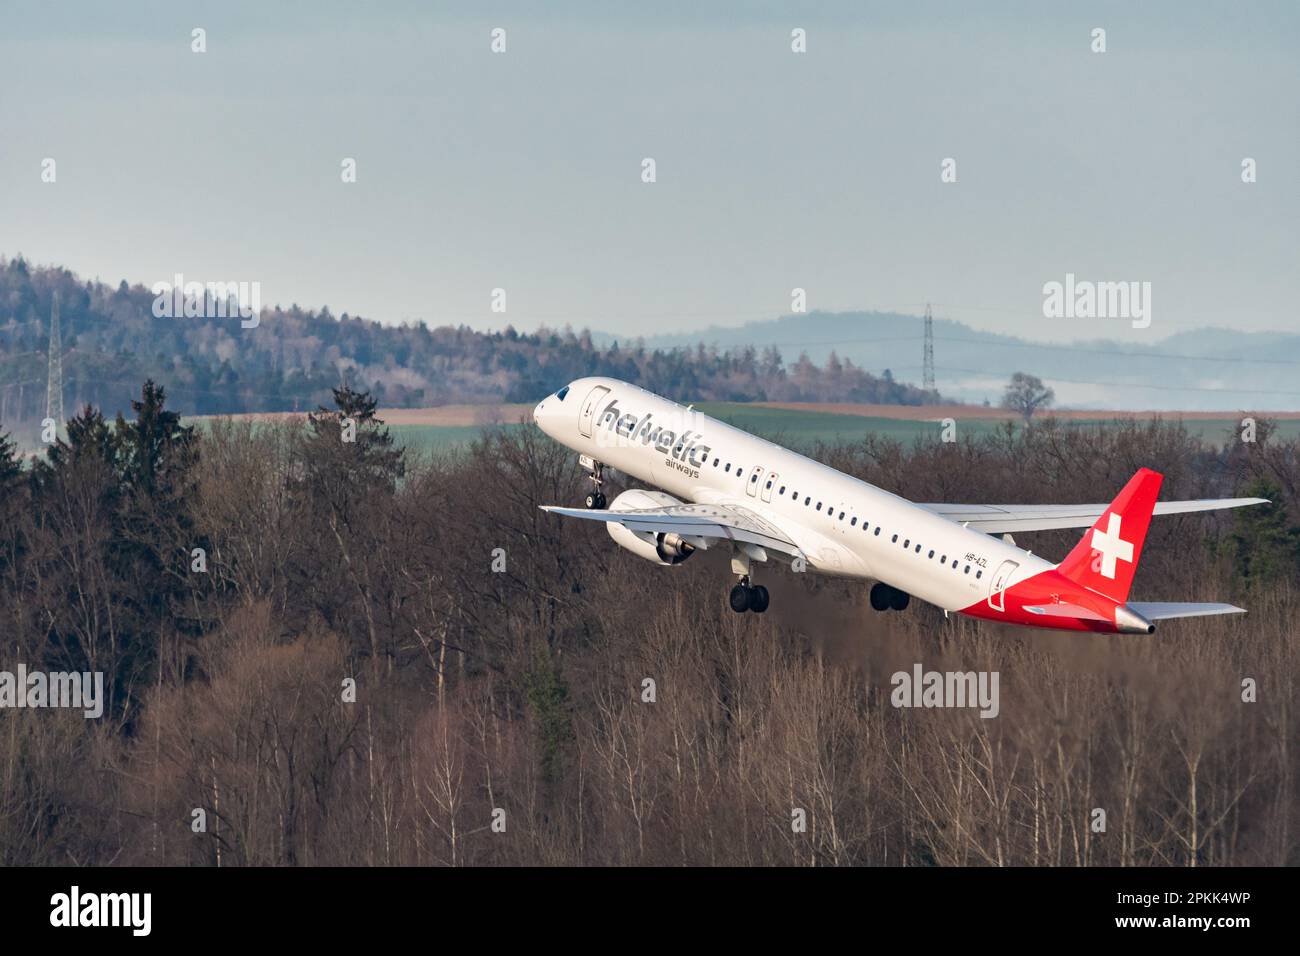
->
left=2, top=0, right=1296, bottom=342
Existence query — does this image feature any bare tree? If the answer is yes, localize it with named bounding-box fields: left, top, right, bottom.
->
left=1002, top=372, right=1055, bottom=422
left=1, top=383, right=1297, bottom=867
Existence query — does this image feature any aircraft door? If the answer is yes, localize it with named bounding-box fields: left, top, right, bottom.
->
left=746, top=465, right=764, bottom=497
left=578, top=386, right=610, bottom=438
left=761, top=471, right=778, bottom=503
left=988, top=559, right=1019, bottom=612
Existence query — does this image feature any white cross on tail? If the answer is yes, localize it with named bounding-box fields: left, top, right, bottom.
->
left=1090, top=512, right=1134, bottom=579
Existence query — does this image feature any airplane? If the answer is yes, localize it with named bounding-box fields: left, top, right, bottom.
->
left=533, top=377, right=1268, bottom=633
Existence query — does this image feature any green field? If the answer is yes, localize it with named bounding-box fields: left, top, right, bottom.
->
left=174, top=405, right=1299, bottom=459
left=380, top=406, right=1290, bottom=454
left=694, top=404, right=973, bottom=445
left=692, top=405, right=1291, bottom=446
left=383, top=407, right=1018, bottom=454
left=384, top=423, right=524, bottom=456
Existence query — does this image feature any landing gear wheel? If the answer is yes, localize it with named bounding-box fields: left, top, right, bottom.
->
left=889, top=588, right=910, bottom=611
left=581, top=456, right=607, bottom=509
left=749, top=585, right=769, bottom=614
left=729, top=583, right=751, bottom=613
left=870, top=583, right=892, bottom=612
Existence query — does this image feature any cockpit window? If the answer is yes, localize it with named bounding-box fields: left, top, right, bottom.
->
left=556, top=386, right=570, bottom=401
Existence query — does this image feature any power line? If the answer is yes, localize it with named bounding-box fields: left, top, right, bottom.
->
left=62, top=377, right=308, bottom=406
left=3, top=320, right=1298, bottom=410
left=922, top=304, right=935, bottom=391
left=715, top=334, right=1300, bottom=367
left=15, top=332, right=1285, bottom=370
left=899, top=365, right=1300, bottom=399
left=933, top=335, right=1300, bottom=366
left=634, top=332, right=1300, bottom=367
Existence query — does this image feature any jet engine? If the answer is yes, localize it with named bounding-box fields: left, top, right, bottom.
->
left=605, top=489, right=697, bottom=566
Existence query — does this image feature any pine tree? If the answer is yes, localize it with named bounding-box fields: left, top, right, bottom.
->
left=523, top=645, right=572, bottom=788
left=291, top=386, right=407, bottom=671
left=303, top=385, right=405, bottom=495
left=0, top=428, right=28, bottom=585
left=117, top=380, right=196, bottom=500
left=1225, top=477, right=1300, bottom=589
left=0, top=428, right=23, bottom=498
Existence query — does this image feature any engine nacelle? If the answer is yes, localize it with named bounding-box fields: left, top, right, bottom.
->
left=606, top=489, right=697, bottom=566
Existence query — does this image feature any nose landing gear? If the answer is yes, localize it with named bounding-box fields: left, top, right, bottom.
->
left=580, top=454, right=607, bottom=509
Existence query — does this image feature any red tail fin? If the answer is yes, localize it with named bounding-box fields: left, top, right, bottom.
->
left=1056, top=468, right=1163, bottom=603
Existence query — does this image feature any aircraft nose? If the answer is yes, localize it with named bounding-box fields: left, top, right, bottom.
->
left=532, top=399, right=546, bottom=424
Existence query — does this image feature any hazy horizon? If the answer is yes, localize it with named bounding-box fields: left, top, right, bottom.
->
left=3, top=1, right=1297, bottom=345
left=12, top=250, right=1300, bottom=412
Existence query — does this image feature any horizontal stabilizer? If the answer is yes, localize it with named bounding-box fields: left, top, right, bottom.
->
left=1023, top=603, right=1111, bottom=622
left=1125, top=601, right=1246, bottom=621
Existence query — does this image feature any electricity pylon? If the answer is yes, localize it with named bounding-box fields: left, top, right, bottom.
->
left=46, top=291, right=64, bottom=425
left=922, top=302, right=935, bottom=392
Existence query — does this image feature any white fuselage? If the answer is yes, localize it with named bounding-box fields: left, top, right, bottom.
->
left=533, top=377, right=1055, bottom=613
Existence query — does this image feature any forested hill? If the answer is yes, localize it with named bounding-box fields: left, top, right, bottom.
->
left=0, top=258, right=939, bottom=421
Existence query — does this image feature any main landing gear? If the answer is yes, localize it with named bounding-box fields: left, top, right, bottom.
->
left=728, top=549, right=769, bottom=614
left=729, top=577, right=770, bottom=614
left=581, top=455, right=607, bottom=510
left=870, top=582, right=910, bottom=612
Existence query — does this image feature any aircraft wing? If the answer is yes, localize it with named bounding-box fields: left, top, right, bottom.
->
left=540, top=502, right=802, bottom=557
left=918, top=497, right=1269, bottom=534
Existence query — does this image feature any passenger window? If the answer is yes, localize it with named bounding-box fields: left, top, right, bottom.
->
left=713, top=458, right=719, bottom=467
left=964, top=565, right=970, bottom=574
left=850, top=517, right=857, bottom=526
left=928, top=550, right=934, bottom=558
left=976, top=570, right=982, bottom=579
left=952, top=560, right=958, bottom=569
left=891, top=534, right=898, bottom=543
left=903, top=539, right=909, bottom=548
left=816, top=502, right=822, bottom=511
left=779, top=486, right=786, bottom=495
left=941, top=555, right=947, bottom=563
left=874, top=527, right=881, bottom=536
left=804, top=496, right=810, bottom=505
left=838, top=511, right=844, bottom=519
left=751, top=474, right=758, bottom=483
left=725, top=464, right=731, bottom=473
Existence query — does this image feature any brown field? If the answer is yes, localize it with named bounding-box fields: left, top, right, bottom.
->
left=750, top=402, right=1300, bottom=421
